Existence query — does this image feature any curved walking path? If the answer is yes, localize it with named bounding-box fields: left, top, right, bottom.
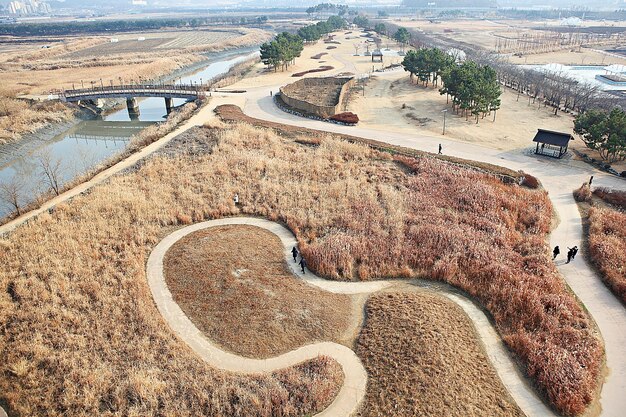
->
left=1, top=57, right=624, bottom=415
left=238, top=85, right=626, bottom=417
left=147, top=217, right=557, bottom=417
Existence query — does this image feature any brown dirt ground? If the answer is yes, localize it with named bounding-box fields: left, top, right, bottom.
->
left=164, top=224, right=353, bottom=358
left=356, top=291, right=525, bottom=417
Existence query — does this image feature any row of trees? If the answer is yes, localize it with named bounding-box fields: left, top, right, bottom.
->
left=306, top=3, right=349, bottom=16
left=468, top=51, right=615, bottom=116
left=261, top=15, right=349, bottom=71
left=401, top=48, right=455, bottom=87
left=401, top=47, right=501, bottom=123
left=260, top=33, right=304, bottom=72
left=297, top=16, right=347, bottom=43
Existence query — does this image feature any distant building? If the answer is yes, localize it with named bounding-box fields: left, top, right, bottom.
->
left=7, top=0, right=51, bottom=16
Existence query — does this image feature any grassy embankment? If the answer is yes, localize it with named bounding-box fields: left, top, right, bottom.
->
left=356, top=292, right=525, bottom=417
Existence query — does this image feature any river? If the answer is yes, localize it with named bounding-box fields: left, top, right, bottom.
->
left=0, top=48, right=258, bottom=219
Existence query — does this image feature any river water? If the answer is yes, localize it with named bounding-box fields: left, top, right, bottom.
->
left=0, top=49, right=258, bottom=219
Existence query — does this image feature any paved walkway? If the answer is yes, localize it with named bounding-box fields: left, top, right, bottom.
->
left=147, top=217, right=557, bottom=417
left=239, top=86, right=626, bottom=417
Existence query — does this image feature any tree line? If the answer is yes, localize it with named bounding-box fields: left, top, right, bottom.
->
left=297, top=16, right=347, bottom=43
left=306, top=3, right=349, bottom=16
left=402, top=48, right=502, bottom=123
left=0, top=17, right=269, bottom=36
left=260, top=16, right=347, bottom=71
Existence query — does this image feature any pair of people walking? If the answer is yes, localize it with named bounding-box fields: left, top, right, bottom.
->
left=292, top=246, right=307, bottom=274
left=566, top=246, right=578, bottom=263
left=553, top=245, right=578, bottom=262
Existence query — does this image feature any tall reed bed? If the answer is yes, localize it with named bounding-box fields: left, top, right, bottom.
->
left=588, top=206, right=626, bottom=304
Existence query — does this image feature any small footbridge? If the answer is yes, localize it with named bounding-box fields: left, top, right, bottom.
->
left=59, top=84, right=207, bottom=119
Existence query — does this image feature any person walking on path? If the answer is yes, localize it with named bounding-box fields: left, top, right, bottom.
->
left=553, top=245, right=560, bottom=260
left=270, top=90, right=273, bottom=97
left=567, top=248, right=573, bottom=263
left=292, top=246, right=298, bottom=263
left=438, top=144, right=442, bottom=154
left=572, top=246, right=579, bottom=260
left=299, top=257, right=307, bottom=274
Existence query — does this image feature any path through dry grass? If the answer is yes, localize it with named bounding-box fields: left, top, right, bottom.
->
left=0, top=121, right=602, bottom=415
left=164, top=225, right=352, bottom=358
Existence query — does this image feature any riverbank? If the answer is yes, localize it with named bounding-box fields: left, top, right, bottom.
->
left=0, top=48, right=260, bottom=221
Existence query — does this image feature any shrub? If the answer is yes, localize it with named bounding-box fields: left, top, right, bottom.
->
left=292, top=66, right=334, bottom=77
left=574, top=183, right=592, bottom=202
left=521, top=173, right=539, bottom=189
left=593, top=187, right=626, bottom=210
left=620, top=171, right=626, bottom=178
left=330, top=112, right=359, bottom=124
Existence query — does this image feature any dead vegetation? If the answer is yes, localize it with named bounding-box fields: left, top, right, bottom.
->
left=575, top=185, right=626, bottom=305
left=356, top=291, right=524, bottom=417
left=0, top=89, right=76, bottom=143
left=588, top=206, right=626, bottom=304
left=164, top=225, right=351, bottom=358
left=0, top=121, right=602, bottom=415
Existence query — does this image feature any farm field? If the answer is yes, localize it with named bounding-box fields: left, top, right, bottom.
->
left=390, top=18, right=626, bottom=65
left=0, top=27, right=270, bottom=143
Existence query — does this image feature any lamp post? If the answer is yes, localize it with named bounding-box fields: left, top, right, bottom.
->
left=442, top=109, right=448, bottom=135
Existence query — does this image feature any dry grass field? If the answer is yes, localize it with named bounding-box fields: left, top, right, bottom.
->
left=0, top=91, right=76, bottom=143
left=0, top=119, right=602, bottom=415
left=356, top=291, right=524, bottom=417
left=164, top=225, right=352, bottom=358
left=576, top=186, right=626, bottom=304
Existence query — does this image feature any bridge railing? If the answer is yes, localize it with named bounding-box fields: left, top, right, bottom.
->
left=60, top=84, right=207, bottom=99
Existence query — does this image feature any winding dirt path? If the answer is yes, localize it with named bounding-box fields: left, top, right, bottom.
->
left=147, top=217, right=557, bottom=417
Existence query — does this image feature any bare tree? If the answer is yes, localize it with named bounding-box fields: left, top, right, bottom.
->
left=0, top=174, right=25, bottom=216
left=36, top=150, right=64, bottom=196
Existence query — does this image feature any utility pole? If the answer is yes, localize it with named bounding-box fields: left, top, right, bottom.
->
left=442, top=109, right=448, bottom=135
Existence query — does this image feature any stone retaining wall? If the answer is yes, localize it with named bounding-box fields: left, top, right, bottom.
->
left=279, top=77, right=354, bottom=118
